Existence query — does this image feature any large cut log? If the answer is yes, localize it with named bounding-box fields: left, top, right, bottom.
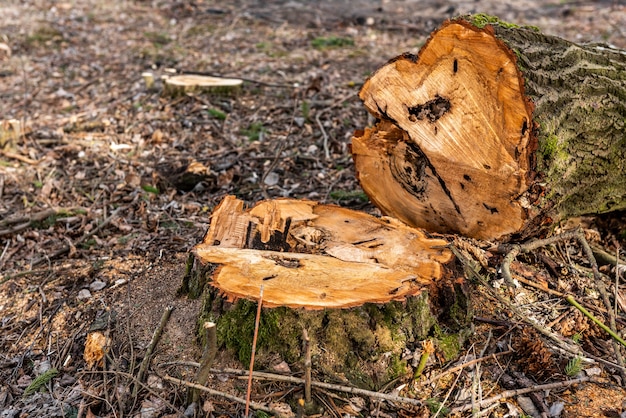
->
left=353, top=15, right=626, bottom=241
left=182, top=196, right=469, bottom=389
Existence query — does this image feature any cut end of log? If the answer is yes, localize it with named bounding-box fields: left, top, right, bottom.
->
left=353, top=18, right=536, bottom=240
left=194, top=196, right=453, bottom=309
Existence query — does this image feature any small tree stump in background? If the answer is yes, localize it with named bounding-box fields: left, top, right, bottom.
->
left=163, top=74, right=242, bottom=96
left=181, top=196, right=469, bottom=389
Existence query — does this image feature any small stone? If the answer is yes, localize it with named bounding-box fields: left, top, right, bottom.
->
left=516, top=396, right=539, bottom=417
left=33, top=360, right=51, bottom=375
left=58, top=374, right=76, bottom=387
left=264, top=172, right=280, bottom=186
left=294, top=117, right=305, bottom=127
left=77, top=289, right=92, bottom=300
left=140, top=396, right=165, bottom=418
left=147, top=374, right=164, bottom=391
left=584, top=367, right=602, bottom=376
left=89, top=280, right=107, bottom=292
left=183, top=402, right=196, bottom=417
left=550, top=401, right=565, bottom=417
left=271, top=360, right=291, bottom=373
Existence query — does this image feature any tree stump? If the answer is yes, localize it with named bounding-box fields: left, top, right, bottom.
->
left=162, top=74, right=242, bottom=96
left=181, top=196, right=469, bottom=389
left=353, top=15, right=626, bottom=241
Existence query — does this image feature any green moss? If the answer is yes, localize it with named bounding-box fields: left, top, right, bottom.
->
left=468, top=13, right=519, bottom=29
left=193, top=287, right=469, bottom=389
left=388, top=354, right=408, bottom=380
left=26, top=25, right=65, bottom=46
left=207, top=108, right=227, bottom=120
left=144, top=31, right=171, bottom=46
left=540, top=134, right=559, bottom=159
left=185, top=23, right=216, bottom=37
left=311, top=36, right=354, bottom=50
left=241, top=122, right=266, bottom=141
left=329, top=189, right=369, bottom=203
left=217, top=300, right=265, bottom=364
left=466, top=13, right=539, bottom=32
left=426, top=398, right=450, bottom=415
left=436, top=334, right=461, bottom=362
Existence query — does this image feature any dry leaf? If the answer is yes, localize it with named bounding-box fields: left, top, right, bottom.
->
left=83, top=331, right=109, bottom=369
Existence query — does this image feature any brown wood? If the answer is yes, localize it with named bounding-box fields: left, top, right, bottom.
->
left=194, top=195, right=453, bottom=309
left=353, top=16, right=626, bottom=240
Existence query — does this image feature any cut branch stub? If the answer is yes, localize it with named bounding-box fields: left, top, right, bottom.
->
left=194, top=196, right=453, bottom=309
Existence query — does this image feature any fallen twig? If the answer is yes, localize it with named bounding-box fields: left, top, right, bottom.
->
left=132, top=305, right=173, bottom=399
left=499, top=229, right=580, bottom=285
left=315, top=112, right=330, bottom=160
left=311, top=92, right=356, bottom=161
left=32, top=206, right=123, bottom=266
left=245, top=285, right=264, bottom=416
left=79, top=369, right=180, bottom=416
left=0, top=207, right=86, bottom=236
left=448, top=376, right=592, bottom=414
left=163, top=375, right=286, bottom=417
left=0, top=149, right=40, bottom=165
left=452, top=245, right=582, bottom=356
left=512, top=274, right=566, bottom=297
left=433, top=351, right=465, bottom=417
left=574, top=229, right=626, bottom=384
left=209, top=367, right=423, bottom=407
left=421, top=350, right=513, bottom=386
left=0, top=268, right=52, bottom=286
left=566, top=295, right=626, bottom=347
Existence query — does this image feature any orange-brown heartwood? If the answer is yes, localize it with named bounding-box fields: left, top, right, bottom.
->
left=353, top=16, right=626, bottom=240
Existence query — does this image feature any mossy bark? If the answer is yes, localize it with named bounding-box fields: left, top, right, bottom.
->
left=486, top=20, right=626, bottom=221
left=182, top=267, right=471, bottom=390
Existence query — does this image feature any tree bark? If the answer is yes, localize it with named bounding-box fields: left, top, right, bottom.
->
left=182, top=196, right=469, bottom=389
left=353, top=15, right=626, bottom=241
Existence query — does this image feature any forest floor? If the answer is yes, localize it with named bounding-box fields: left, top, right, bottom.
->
left=1, top=0, right=626, bottom=417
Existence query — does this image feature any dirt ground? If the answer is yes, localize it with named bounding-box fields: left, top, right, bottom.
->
left=1, top=0, right=626, bottom=417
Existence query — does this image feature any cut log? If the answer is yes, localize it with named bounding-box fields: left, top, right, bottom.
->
left=353, top=15, right=626, bottom=240
left=182, top=195, right=469, bottom=389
